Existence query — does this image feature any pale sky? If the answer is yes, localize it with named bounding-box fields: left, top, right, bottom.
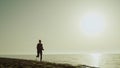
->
left=0, top=0, right=120, bottom=55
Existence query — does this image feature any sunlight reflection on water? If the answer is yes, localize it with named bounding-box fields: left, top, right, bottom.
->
left=90, top=53, right=101, bottom=67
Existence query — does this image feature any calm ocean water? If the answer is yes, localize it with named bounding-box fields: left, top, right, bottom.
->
left=1, top=54, right=120, bottom=68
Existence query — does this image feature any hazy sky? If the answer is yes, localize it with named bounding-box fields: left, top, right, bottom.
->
left=0, top=0, right=120, bottom=54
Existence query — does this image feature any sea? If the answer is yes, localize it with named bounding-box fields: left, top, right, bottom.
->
left=0, top=54, right=120, bottom=68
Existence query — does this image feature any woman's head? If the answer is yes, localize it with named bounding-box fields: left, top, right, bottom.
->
left=39, top=40, right=41, bottom=43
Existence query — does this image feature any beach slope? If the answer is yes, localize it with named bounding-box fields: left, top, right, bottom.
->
left=0, top=57, right=98, bottom=68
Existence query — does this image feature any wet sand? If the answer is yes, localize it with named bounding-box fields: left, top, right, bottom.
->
left=0, top=57, right=98, bottom=68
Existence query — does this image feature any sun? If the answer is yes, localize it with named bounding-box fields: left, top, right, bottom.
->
left=81, top=11, right=106, bottom=36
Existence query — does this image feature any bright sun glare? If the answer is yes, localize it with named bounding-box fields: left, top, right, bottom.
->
left=81, top=11, right=106, bottom=36
left=91, top=53, right=101, bottom=67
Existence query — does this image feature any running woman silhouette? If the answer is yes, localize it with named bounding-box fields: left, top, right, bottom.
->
left=36, top=40, right=44, bottom=61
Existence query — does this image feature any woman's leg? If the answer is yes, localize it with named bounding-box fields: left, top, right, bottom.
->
left=36, top=50, right=39, bottom=57
left=40, top=51, right=42, bottom=61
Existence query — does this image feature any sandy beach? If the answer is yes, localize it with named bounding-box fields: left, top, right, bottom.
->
left=0, top=57, right=98, bottom=68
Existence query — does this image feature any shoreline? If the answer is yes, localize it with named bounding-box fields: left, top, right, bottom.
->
left=0, top=57, right=99, bottom=68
